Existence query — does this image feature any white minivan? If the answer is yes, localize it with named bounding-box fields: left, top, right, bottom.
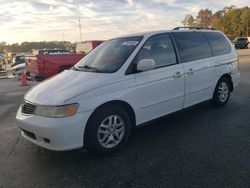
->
left=16, top=30, right=240, bottom=155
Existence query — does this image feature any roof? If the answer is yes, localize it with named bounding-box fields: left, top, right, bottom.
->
left=114, top=29, right=221, bottom=39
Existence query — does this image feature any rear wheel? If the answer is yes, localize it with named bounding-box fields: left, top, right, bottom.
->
left=85, top=106, right=132, bottom=155
left=212, top=77, right=231, bottom=106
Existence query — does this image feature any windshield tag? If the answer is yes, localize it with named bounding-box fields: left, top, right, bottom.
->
left=122, top=41, right=139, bottom=46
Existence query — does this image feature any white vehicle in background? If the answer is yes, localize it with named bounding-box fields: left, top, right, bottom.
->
left=12, top=55, right=26, bottom=78
left=12, top=63, right=26, bottom=78
left=16, top=29, right=240, bottom=155
left=75, top=40, right=103, bottom=54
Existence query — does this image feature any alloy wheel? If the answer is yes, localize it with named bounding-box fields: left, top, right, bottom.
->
left=97, top=115, right=125, bottom=148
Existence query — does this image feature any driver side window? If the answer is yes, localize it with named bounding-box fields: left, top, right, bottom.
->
left=135, top=34, right=177, bottom=69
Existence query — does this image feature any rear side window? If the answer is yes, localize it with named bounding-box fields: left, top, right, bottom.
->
left=205, top=32, right=231, bottom=56
left=173, top=32, right=212, bottom=63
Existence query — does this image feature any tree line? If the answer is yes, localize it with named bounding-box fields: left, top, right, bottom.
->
left=0, top=41, right=77, bottom=54
left=182, top=5, right=250, bottom=40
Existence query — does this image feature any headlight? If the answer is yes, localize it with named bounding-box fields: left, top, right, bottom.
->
left=34, top=103, right=79, bottom=118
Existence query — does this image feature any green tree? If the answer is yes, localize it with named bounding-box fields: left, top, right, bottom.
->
left=183, top=5, right=250, bottom=39
left=0, top=41, right=7, bottom=54
left=196, top=9, right=212, bottom=28
left=10, top=43, right=21, bottom=53
left=240, top=7, right=250, bottom=36
left=210, top=10, right=224, bottom=31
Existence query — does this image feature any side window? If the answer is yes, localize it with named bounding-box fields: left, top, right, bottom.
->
left=173, top=32, right=213, bottom=63
left=205, top=32, right=231, bottom=56
left=135, top=34, right=177, bottom=69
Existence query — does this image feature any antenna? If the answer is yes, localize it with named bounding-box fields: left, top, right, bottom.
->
left=77, top=5, right=83, bottom=41
left=62, top=31, right=65, bottom=50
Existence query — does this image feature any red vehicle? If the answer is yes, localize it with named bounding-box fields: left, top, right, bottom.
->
left=25, top=49, right=84, bottom=81
left=25, top=41, right=103, bottom=81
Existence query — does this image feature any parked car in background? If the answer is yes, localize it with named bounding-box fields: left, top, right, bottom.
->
left=25, top=49, right=84, bottom=81
left=0, top=54, right=3, bottom=60
left=0, top=54, right=4, bottom=69
left=12, top=55, right=25, bottom=67
left=16, top=30, right=240, bottom=155
left=76, top=40, right=103, bottom=54
left=12, top=63, right=26, bottom=78
left=0, top=54, right=4, bottom=71
left=234, top=37, right=249, bottom=49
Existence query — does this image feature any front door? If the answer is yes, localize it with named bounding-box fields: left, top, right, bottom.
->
left=133, top=34, right=185, bottom=124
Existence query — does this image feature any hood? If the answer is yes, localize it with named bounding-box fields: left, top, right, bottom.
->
left=25, top=69, right=114, bottom=105
left=12, top=63, right=25, bottom=70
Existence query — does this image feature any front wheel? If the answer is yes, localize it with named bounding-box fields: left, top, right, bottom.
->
left=85, top=106, right=132, bottom=155
left=212, top=77, right=231, bottom=106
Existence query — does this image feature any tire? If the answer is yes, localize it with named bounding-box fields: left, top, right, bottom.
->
left=212, top=77, right=231, bottom=106
left=85, top=105, right=132, bottom=155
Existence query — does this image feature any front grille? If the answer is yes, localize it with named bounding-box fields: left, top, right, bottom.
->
left=21, top=102, right=36, bottom=114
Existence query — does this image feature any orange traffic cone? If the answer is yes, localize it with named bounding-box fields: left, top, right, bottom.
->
left=20, top=70, right=29, bottom=86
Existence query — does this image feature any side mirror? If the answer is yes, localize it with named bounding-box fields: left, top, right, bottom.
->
left=137, top=59, right=155, bottom=72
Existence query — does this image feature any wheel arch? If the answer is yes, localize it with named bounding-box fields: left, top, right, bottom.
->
left=83, top=100, right=136, bottom=145
left=219, top=73, right=233, bottom=92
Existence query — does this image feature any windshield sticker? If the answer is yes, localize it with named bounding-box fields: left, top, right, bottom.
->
left=122, top=41, right=139, bottom=46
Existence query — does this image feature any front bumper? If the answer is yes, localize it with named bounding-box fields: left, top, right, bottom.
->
left=16, top=106, right=92, bottom=151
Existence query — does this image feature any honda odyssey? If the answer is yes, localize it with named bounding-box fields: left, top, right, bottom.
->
left=16, top=30, right=240, bottom=155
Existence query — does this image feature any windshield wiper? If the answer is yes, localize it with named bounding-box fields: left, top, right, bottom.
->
left=77, top=65, right=101, bottom=72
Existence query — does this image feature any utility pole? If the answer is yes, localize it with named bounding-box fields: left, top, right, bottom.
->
left=77, top=5, right=83, bottom=42
left=62, top=32, right=65, bottom=50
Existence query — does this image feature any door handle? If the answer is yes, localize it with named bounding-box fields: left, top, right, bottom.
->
left=186, top=68, right=194, bottom=75
left=173, top=71, right=182, bottom=79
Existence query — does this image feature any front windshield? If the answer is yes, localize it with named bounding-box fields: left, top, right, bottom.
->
left=74, top=36, right=143, bottom=73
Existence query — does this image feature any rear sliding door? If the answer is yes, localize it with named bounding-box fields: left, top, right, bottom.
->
left=173, top=32, right=216, bottom=108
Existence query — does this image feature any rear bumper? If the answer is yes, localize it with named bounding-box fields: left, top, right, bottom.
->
left=16, top=106, right=92, bottom=151
left=235, top=44, right=248, bottom=49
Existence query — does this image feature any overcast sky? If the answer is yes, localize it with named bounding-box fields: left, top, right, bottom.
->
left=0, top=0, right=249, bottom=44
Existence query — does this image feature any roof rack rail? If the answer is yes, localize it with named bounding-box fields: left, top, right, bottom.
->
left=173, top=27, right=215, bottom=30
